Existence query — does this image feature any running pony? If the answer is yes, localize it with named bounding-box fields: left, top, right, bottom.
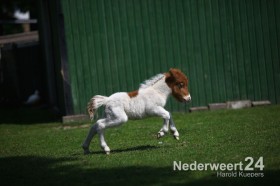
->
left=82, top=68, right=191, bottom=154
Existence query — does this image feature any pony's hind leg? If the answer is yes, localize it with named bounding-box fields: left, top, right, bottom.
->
left=97, top=107, right=128, bottom=154
left=82, top=119, right=106, bottom=154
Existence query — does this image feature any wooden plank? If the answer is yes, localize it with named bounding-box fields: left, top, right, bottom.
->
left=189, top=106, right=208, bottom=112
left=62, top=114, right=88, bottom=123
left=252, top=100, right=271, bottom=107
left=0, top=19, right=37, bottom=24
left=208, top=103, right=227, bottom=110
left=0, top=31, right=39, bottom=45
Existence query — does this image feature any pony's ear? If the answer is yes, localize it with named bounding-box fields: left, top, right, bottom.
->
left=165, top=68, right=176, bottom=85
left=168, top=68, right=188, bottom=82
left=169, top=68, right=175, bottom=76
left=169, top=68, right=180, bottom=77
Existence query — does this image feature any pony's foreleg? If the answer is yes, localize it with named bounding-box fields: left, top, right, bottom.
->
left=157, top=119, right=169, bottom=138
left=153, top=107, right=170, bottom=139
left=169, top=114, right=180, bottom=140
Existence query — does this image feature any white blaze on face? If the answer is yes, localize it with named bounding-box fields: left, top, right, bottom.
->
left=183, top=94, right=191, bottom=102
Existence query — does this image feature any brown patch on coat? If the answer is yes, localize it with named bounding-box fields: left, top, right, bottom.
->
left=165, top=68, right=189, bottom=102
left=127, top=90, right=139, bottom=98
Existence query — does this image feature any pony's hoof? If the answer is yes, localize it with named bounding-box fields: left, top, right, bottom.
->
left=174, top=136, right=179, bottom=140
left=104, top=146, right=110, bottom=155
left=157, top=131, right=164, bottom=139
left=82, top=146, right=90, bottom=155
left=157, top=133, right=161, bottom=139
left=84, top=150, right=90, bottom=155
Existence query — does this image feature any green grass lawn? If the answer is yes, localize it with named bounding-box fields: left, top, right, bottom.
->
left=0, top=105, right=280, bottom=186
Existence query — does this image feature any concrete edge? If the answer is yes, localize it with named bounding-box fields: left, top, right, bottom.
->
left=208, top=103, right=227, bottom=110
left=252, top=100, right=271, bottom=107
left=62, top=114, right=89, bottom=124
left=189, top=106, right=208, bottom=112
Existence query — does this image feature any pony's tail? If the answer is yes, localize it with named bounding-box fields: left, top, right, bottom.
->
left=87, top=95, right=108, bottom=121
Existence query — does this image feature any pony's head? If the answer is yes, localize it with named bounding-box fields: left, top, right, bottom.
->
left=165, top=68, right=191, bottom=102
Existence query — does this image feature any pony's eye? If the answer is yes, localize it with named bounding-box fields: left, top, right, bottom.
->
left=177, top=83, right=184, bottom=89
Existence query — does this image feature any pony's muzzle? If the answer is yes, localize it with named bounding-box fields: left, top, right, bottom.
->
left=183, top=94, right=191, bottom=102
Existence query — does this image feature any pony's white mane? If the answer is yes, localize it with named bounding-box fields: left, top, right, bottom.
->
left=139, top=73, right=165, bottom=89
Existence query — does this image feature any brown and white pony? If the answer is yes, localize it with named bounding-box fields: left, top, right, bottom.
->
left=82, top=68, right=191, bottom=154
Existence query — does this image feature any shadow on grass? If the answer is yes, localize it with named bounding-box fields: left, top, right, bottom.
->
left=0, top=156, right=279, bottom=186
left=89, top=145, right=159, bottom=155
left=0, top=107, right=61, bottom=124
